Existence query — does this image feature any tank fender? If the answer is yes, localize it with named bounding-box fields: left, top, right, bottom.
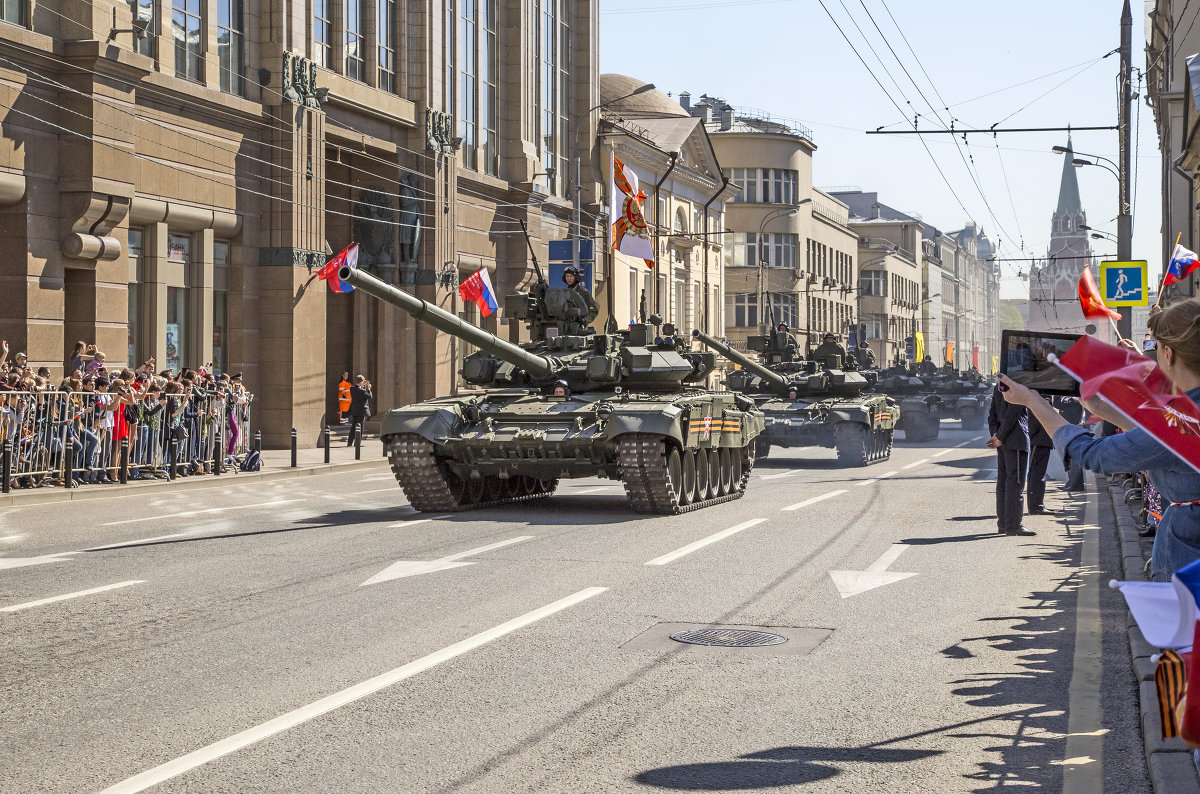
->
left=602, top=405, right=685, bottom=445
left=828, top=406, right=870, bottom=423
left=380, top=404, right=464, bottom=442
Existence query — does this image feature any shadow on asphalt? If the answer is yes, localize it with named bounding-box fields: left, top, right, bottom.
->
left=940, top=504, right=1084, bottom=792
left=945, top=515, right=998, bottom=522
left=633, top=746, right=942, bottom=789
left=901, top=533, right=1002, bottom=544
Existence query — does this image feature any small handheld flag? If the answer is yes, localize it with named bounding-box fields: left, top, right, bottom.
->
left=1165, top=243, right=1200, bottom=287
left=316, top=243, right=360, bottom=293
left=459, top=267, right=499, bottom=317
left=1077, top=265, right=1122, bottom=322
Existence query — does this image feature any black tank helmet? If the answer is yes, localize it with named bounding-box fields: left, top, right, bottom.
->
left=561, top=266, right=582, bottom=286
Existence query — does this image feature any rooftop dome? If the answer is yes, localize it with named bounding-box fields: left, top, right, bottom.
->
left=599, top=74, right=689, bottom=119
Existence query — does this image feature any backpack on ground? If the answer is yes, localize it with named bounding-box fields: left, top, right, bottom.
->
left=240, top=450, right=261, bottom=472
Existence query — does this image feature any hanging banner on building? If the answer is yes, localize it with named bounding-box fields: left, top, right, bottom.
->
left=914, top=331, right=924, bottom=363
left=973, top=346, right=980, bottom=370
left=610, top=153, right=655, bottom=267
left=945, top=341, right=955, bottom=364
left=166, top=323, right=181, bottom=372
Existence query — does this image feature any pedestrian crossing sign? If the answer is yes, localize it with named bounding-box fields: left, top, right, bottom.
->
left=1099, top=260, right=1149, bottom=307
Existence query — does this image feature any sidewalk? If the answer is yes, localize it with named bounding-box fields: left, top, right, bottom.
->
left=1103, top=477, right=1200, bottom=794
left=0, top=435, right=390, bottom=508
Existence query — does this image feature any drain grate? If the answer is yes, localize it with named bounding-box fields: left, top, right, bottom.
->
left=669, top=628, right=789, bottom=648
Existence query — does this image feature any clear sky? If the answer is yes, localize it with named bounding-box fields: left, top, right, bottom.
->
left=599, top=0, right=1162, bottom=300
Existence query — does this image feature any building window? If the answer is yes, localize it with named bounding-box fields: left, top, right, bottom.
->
left=725, top=293, right=758, bottom=328
left=214, top=240, right=230, bottom=375
left=536, top=0, right=569, bottom=196
left=1, top=0, right=25, bottom=26
left=217, top=0, right=243, bottom=96
left=377, top=0, right=395, bottom=93
left=724, top=233, right=796, bottom=268
left=314, top=0, right=332, bottom=68
left=128, top=227, right=143, bottom=367
left=172, top=0, right=203, bottom=82
left=673, top=207, right=688, bottom=235
left=459, top=0, right=477, bottom=170
left=863, top=314, right=885, bottom=340
left=728, top=168, right=798, bottom=204
left=128, top=0, right=154, bottom=56
left=166, top=286, right=188, bottom=373
left=767, top=293, right=798, bottom=328
left=481, top=0, right=497, bottom=175
left=345, top=0, right=365, bottom=82
left=859, top=270, right=887, bottom=297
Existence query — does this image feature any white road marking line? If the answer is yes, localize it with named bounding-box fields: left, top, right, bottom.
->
left=901, top=458, right=929, bottom=470
left=341, top=488, right=398, bottom=496
left=0, top=580, right=144, bottom=613
left=0, top=552, right=80, bottom=570
left=971, top=435, right=984, bottom=441
left=955, top=440, right=974, bottom=448
left=86, top=534, right=192, bottom=551
left=829, top=544, right=918, bottom=598
left=97, top=587, right=608, bottom=794
left=101, top=500, right=301, bottom=526
left=931, top=450, right=951, bottom=458
left=573, top=487, right=609, bottom=494
left=855, top=471, right=897, bottom=487
left=361, top=536, right=534, bottom=586
left=387, top=515, right=451, bottom=528
left=782, top=490, right=848, bottom=512
left=760, top=469, right=800, bottom=481
left=1063, top=495, right=1103, bottom=792
left=360, top=474, right=396, bottom=482
left=645, top=519, right=767, bottom=566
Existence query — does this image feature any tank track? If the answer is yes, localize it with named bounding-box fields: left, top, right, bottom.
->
left=618, top=433, right=752, bottom=515
left=385, top=434, right=558, bottom=512
left=835, top=424, right=893, bottom=467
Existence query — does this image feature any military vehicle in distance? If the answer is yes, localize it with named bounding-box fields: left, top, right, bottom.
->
left=693, top=328, right=899, bottom=466
left=873, top=368, right=942, bottom=442
left=338, top=264, right=764, bottom=515
left=933, top=370, right=990, bottom=431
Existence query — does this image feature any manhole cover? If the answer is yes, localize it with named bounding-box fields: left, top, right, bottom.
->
left=669, top=628, right=789, bottom=648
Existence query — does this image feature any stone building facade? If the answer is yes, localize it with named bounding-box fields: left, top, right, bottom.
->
left=681, top=94, right=858, bottom=352
left=0, top=0, right=599, bottom=446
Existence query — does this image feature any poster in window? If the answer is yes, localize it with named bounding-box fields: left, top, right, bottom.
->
left=166, top=323, right=181, bottom=372
left=168, top=234, right=190, bottom=262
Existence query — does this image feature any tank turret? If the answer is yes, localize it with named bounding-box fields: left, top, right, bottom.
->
left=335, top=265, right=764, bottom=515
left=693, top=330, right=868, bottom=398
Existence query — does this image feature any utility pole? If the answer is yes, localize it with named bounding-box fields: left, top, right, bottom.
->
left=1117, top=0, right=1133, bottom=339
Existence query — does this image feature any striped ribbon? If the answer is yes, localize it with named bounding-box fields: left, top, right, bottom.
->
left=1156, top=650, right=1187, bottom=739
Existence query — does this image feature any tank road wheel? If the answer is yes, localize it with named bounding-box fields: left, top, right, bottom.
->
left=754, top=435, right=772, bottom=460
left=694, top=449, right=711, bottom=502
left=533, top=478, right=559, bottom=497
left=482, top=476, right=504, bottom=503
left=705, top=449, right=720, bottom=500
left=463, top=477, right=485, bottom=505
left=665, top=447, right=685, bottom=506
left=679, top=450, right=697, bottom=506
left=501, top=476, right=522, bottom=499
left=716, top=448, right=733, bottom=496
left=835, top=423, right=869, bottom=467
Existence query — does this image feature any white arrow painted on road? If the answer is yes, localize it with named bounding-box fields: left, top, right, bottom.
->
left=360, top=536, right=533, bottom=586
left=829, top=544, right=917, bottom=598
left=0, top=552, right=79, bottom=570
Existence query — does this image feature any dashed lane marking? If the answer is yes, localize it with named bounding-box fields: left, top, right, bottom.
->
left=95, top=587, right=609, bottom=794
left=387, top=515, right=451, bottom=528
left=782, top=490, right=848, bottom=511
left=901, top=458, right=929, bottom=469
left=101, top=500, right=302, bottom=526
left=645, top=519, right=768, bottom=566
left=341, top=488, right=399, bottom=496
left=1, top=580, right=144, bottom=613
left=955, top=440, right=975, bottom=448
left=931, top=450, right=951, bottom=458
left=760, top=470, right=800, bottom=481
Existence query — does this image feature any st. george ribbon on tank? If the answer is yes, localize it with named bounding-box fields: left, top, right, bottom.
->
left=337, top=262, right=764, bottom=515
left=693, top=328, right=899, bottom=466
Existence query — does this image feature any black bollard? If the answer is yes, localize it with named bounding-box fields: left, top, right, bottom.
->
left=354, top=425, right=362, bottom=460
left=1, top=439, right=10, bottom=494
left=169, top=439, right=178, bottom=481
left=64, top=437, right=76, bottom=488
left=253, top=430, right=262, bottom=453
left=290, top=427, right=298, bottom=468
left=323, top=424, right=330, bottom=464
left=214, top=425, right=222, bottom=476
left=119, top=438, right=129, bottom=485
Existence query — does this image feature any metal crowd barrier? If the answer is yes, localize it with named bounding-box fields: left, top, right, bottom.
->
left=0, top=389, right=255, bottom=492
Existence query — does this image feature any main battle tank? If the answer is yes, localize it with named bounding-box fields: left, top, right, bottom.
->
left=932, top=370, right=990, bottom=431
left=338, top=265, right=764, bottom=515
left=873, top=367, right=943, bottom=442
left=693, top=329, right=899, bottom=466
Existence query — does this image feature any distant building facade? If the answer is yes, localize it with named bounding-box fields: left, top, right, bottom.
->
left=681, top=95, right=858, bottom=352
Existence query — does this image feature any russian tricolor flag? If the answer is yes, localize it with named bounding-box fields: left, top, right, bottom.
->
left=315, top=243, right=359, bottom=293
left=1165, top=243, right=1200, bottom=287
left=459, top=267, right=498, bottom=317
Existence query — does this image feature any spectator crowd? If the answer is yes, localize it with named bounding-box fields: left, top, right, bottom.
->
left=0, top=341, right=254, bottom=489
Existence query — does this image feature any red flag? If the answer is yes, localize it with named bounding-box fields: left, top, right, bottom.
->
left=1056, top=335, right=1200, bottom=475
left=1078, top=266, right=1122, bottom=321
left=458, top=268, right=498, bottom=317
left=316, top=243, right=359, bottom=293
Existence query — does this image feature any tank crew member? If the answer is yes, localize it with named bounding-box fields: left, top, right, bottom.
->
left=562, top=266, right=599, bottom=326
left=550, top=379, right=570, bottom=398
left=918, top=355, right=938, bottom=376
left=809, top=333, right=847, bottom=366
left=855, top=341, right=876, bottom=369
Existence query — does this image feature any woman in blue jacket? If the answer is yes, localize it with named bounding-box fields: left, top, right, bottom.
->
left=998, top=298, right=1200, bottom=581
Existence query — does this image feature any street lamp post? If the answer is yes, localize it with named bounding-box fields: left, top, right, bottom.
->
left=754, top=199, right=811, bottom=334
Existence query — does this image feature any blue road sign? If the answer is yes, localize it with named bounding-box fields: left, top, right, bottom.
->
left=848, top=330, right=858, bottom=348
left=548, top=239, right=595, bottom=262
left=548, top=260, right=593, bottom=292
left=905, top=336, right=915, bottom=360
left=1099, top=260, right=1149, bottom=307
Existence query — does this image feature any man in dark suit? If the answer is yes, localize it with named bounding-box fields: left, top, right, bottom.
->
left=347, top=375, right=372, bottom=446
left=987, top=384, right=1033, bottom=536
left=1027, top=403, right=1055, bottom=515
left=1056, top=397, right=1086, bottom=491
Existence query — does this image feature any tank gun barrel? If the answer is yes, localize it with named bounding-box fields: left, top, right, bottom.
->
left=339, top=266, right=557, bottom=379
left=692, top=329, right=788, bottom=389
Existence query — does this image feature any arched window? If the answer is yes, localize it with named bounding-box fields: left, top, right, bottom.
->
left=674, top=207, right=688, bottom=235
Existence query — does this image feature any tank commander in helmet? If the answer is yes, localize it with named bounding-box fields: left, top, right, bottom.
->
left=809, top=332, right=847, bottom=366
left=851, top=340, right=876, bottom=369
left=561, top=266, right=599, bottom=327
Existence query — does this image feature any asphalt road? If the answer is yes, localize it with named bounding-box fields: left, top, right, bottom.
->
left=0, top=425, right=1150, bottom=793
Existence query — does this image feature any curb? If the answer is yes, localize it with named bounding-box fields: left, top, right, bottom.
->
left=0, top=457, right=390, bottom=508
left=1104, top=479, right=1200, bottom=794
